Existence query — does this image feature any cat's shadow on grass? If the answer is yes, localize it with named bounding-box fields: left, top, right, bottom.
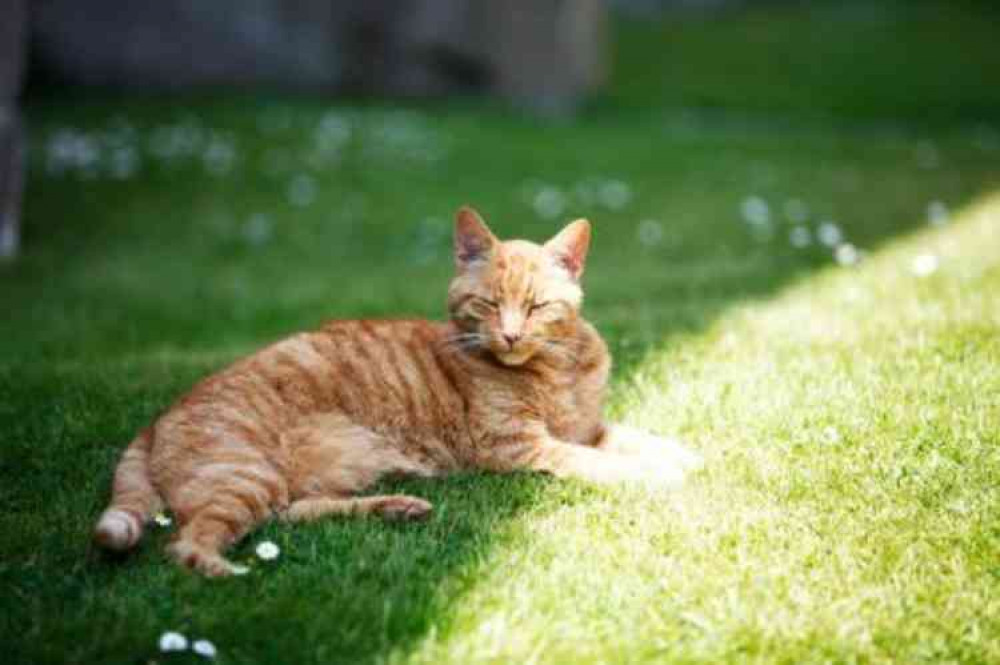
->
left=89, top=473, right=600, bottom=664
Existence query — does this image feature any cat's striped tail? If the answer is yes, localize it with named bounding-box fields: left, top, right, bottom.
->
left=93, top=429, right=163, bottom=552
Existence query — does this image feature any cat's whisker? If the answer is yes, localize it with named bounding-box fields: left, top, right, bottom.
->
left=548, top=349, right=577, bottom=363
left=438, top=334, right=487, bottom=356
left=539, top=339, right=580, bottom=363
left=438, top=346, right=483, bottom=359
left=447, top=340, right=482, bottom=349
left=545, top=337, right=586, bottom=349
left=439, top=332, right=485, bottom=346
left=440, top=341, right=484, bottom=352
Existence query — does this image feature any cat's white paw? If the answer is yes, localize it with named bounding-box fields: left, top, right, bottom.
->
left=639, top=457, right=689, bottom=489
left=657, top=438, right=703, bottom=472
left=94, top=509, right=142, bottom=551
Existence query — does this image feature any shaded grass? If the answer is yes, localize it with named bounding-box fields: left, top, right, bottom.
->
left=609, top=0, right=1000, bottom=123
left=3, top=2, right=1000, bottom=663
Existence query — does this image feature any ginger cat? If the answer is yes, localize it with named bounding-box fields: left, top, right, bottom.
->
left=94, top=207, right=700, bottom=576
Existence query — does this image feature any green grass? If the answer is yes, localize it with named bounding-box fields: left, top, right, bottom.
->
left=3, top=2, right=1000, bottom=663
left=609, top=0, right=1000, bottom=122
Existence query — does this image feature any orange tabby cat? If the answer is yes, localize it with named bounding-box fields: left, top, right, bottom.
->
left=94, top=206, right=700, bottom=576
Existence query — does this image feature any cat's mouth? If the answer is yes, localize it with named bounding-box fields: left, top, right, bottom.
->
left=492, top=344, right=536, bottom=366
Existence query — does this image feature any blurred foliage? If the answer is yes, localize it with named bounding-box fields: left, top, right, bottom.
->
left=608, top=0, right=1000, bottom=121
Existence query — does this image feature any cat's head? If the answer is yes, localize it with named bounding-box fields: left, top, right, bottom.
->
left=447, top=206, right=590, bottom=366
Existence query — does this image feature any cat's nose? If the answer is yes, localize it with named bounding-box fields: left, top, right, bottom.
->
left=502, top=332, right=521, bottom=349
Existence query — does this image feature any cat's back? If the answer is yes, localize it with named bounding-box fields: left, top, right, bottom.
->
left=148, top=318, right=470, bottom=481
left=302, top=318, right=466, bottom=436
left=164, top=318, right=462, bottom=436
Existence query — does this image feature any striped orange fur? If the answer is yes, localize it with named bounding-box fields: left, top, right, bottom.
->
left=94, top=206, right=701, bottom=576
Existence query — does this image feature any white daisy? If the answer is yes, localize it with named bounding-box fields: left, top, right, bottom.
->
left=911, top=253, right=939, bottom=277
left=816, top=221, right=843, bottom=247
left=153, top=512, right=172, bottom=527
left=598, top=179, right=632, bottom=210
left=192, top=639, right=218, bottom=658
left=789, top=225, right=812, bottom=248
left=256, top=541, right=281, bottom=561
left=532, top=187, right=566, bottom=219
left=834, top=243, right=860, bottom=266
left=740, top=196, right=770, bottom=226
left=159, top=631, right=188, bottom=652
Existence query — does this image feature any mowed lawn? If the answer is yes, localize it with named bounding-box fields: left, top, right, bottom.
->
left=3, top=3, right=1000, bottom=663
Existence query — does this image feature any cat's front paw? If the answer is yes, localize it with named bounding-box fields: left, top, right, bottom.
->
left=636, top=458, right=689, bottom=489
left=630, top=437, right=702, bottom=488
left=653, top=437, right=703, bottom=473
left=597, top=454, right=687, bottom=488
left=577, top=455, right=679, bottom=487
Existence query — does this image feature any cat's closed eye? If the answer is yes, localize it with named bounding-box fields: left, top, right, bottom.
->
left=469, top=298, right=498, bottom=315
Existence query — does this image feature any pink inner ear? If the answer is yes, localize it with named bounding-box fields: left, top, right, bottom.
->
left=555, top=252, right=583, bottom=277
left=457, top=235, right=490, bottom=264
left=454, top=207, right=496, bottom=266
left=455, top=225, right=494, bottom=264
left=547, top=220, right=590, bottom=280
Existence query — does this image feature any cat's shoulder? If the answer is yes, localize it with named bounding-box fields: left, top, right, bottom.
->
left=310, top=318, right=451, bottom=350
left=315, top=317, right=445, bottom=335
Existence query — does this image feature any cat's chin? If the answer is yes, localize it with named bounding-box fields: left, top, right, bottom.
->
left=493, top=348, right=535, bottom=367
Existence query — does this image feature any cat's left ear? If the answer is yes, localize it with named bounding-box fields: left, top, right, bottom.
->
left=545, top=219, right=591, bottom=281
left=454, top=206, right=497, bottom=269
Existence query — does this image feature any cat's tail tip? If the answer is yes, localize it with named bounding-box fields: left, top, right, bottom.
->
left=94, top=509, right=144, bottom=551
left=93, top=429, right=159, bottom=552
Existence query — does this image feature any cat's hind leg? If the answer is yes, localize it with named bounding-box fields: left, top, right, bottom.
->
left=284, top=495, right=432, bottom=523
left=165, top=462, right=288, bottom=577
left=282, top=413, right=440, bottom=524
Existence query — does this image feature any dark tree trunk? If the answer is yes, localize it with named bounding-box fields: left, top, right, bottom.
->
left=0, top=0, right=27, bottom=259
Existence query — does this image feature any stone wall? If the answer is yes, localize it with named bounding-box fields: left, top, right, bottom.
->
left=609, top=0, right=746, bottom=15
left=1, top=0, right=26, bottom=259
left=29, top=0, right=605, bottom=114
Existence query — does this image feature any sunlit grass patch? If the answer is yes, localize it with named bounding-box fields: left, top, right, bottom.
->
left=396, top=195, right=1000, bottom=664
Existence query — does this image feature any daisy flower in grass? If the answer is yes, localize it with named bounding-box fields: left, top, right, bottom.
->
left=159, top=631, right=188, bottom=652
left=911, top=253, right=940, bottom=277
left=193, top=639, right=218, bottom=658
left=153, top=511, right=172, bottom=527
left=158, top=631, right=217, bottom=658
left=835, top=243, right=860, bottom=267
left=256, top=540, right=281, bottom=561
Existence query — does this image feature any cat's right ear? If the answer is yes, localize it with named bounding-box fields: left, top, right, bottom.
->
left=454, top=206, right=497, bottom=269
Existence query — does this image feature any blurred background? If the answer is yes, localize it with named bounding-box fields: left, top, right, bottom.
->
left=1, top=0, right=998, bottom=359
left=4, top=5, right=1000, bottom=663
